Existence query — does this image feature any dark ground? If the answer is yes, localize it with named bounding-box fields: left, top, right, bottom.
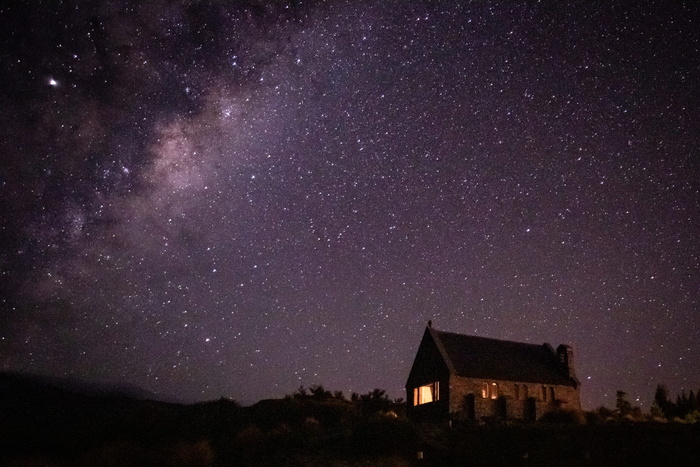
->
left=2, top=372, right=699, bottom=466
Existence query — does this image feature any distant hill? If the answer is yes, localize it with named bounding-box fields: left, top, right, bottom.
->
left=0, top=370, right=160, bottom=401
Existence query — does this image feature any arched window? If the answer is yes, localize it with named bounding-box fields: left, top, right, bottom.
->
left=549, top=387, right=555, bottom=402
left=542, top=385, right=547, bottom=401
left=481, top=382, right=500, bottom=399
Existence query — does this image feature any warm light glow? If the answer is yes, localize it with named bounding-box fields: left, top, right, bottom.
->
left=482, top=382, right=499, bottom=399
left=413, top=381, right=439, bottom=405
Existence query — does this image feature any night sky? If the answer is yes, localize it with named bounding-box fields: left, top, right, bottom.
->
left=1, top=1, right=698, bottom=410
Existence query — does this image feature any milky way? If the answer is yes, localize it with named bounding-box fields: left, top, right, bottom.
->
left=1, top=1, right=699, bottom=408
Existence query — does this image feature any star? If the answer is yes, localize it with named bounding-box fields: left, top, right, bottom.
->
left=0, top=0, right=697, bottom=411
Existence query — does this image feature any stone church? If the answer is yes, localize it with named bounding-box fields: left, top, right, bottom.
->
left=406, top=324, right=581, bottom=422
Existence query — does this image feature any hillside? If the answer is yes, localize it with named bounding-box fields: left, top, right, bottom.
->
left=2, top=372, right=699, bottom=466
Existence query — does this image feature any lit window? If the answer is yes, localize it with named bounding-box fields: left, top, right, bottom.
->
left=413, top=381, right=439, bottom=405
left=481, top=382, right=499, bottom=399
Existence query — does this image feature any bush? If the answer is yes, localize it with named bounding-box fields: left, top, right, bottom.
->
left=539, top=409, right=586, bottom=425
left=584, top=410, right=604, bottom=425
left=168, top=440, right=215, bottom=467
left=685, top=411, right=700, bottom=424
left=351, top=416, right=417, bottom=456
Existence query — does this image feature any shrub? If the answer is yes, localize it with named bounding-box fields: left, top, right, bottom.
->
left=584, top=410, right=603, bottom=425
left=351, top=416, right=417, bottom=456
left=538, top=409, right=586, bottom=425
left=684, top=410, right=700, bottom=424
left=168, top=440, right=215, bottom=467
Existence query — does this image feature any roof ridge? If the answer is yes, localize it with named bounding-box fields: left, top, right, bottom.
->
left=432, top=328, right=546, bottom=348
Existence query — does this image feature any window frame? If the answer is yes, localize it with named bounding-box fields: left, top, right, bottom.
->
left=413, top=381, right=440, bottom=406
left=481, top=381, right=500, bottom=399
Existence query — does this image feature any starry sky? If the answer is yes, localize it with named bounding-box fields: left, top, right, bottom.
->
left=1, top=1, right=698, bottom=409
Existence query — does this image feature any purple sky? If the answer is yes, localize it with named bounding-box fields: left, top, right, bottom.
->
left=1, top=1, right=698, bottom=409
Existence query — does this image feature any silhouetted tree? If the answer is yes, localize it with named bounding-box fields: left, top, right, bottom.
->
left=689, top=390, right=698, bottom=412
left=309, top=384, right=332, bottom=400
left=654, top=383, right=676, bottom=419
left=357, top=388, right=392, bottom=414
left=293, top=385, right=308, bottom=399
left=616, top=390, right=632, bottom=416
left=677, top=392, right=687, bottom=418
left=595, top=405, right=614, bottom=421
left=654, top=383, right=669, bottom=408
left=650, top=402, right=664, bottom=419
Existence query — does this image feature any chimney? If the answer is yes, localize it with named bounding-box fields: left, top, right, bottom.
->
left=556, top=344, right=576, bottom=380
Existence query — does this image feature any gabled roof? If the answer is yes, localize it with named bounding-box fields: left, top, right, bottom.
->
left=428, top=327, right=576, bottom=387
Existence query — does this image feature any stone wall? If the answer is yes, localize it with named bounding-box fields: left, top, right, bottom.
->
left=448, top=375, right=581, bottom=421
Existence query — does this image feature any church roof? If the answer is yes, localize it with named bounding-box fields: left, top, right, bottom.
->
left=428, top=327, right=576, bottom=387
